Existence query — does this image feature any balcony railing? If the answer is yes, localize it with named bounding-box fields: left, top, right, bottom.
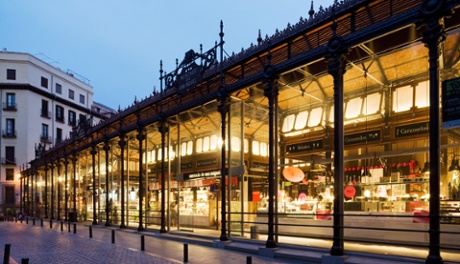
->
left=40, top=110, right=51, bottom=118
left=2, top=102, right=17, bottom=111
left=40, top=135, right=52, bottom=143
left=1, top=130, right=17, bottom=138
left=1, top=157, right=16, bottom=165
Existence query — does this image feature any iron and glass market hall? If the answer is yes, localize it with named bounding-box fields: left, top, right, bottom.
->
left=22, top=0, right=460, bottom=262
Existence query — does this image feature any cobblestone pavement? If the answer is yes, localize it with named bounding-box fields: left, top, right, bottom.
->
left=0, top=220, right=300, bottom=264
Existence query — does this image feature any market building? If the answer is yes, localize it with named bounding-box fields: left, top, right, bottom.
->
left=22, top=0, right=460, bottom=262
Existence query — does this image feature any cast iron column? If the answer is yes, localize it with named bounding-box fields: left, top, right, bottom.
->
left=159, top=120, right=168, bottom=233
left=31, top=169, right=35, bottom=217
left=137, top=126, right=146, bottom=231
left=19, top=170, right=23, bottom=216
left=64, top=158, right=69, bottom=221
left=72, top=155, right=77, bottom=213
left=57, top=163, right=61, bottom=220
left=19, top=171, right=24, bottom=215
left=91, top=145, right=98, bottom=225
left=118, top=135, right=127, bottom=228
left=103, top=142, right=111, bottom=226
left=216, top=20, right=229, bottom=242
left=421, top=1, right=450, bottom=263
left=50, top=164, right=55, bottom=219
left=326, top=20, right=349, bottom=256
left=263, top=47, right=279, bottom=249
left=44, top=165, right=49, bottom=218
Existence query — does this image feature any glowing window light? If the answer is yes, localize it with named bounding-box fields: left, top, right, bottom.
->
left=168, top=146, right=176, bottom=160
left=158, top=148, right=162, bottom=160
left=364, top=92, right=381, bottom=114
left=260, top=142, right=268, bottom=157
left=345, top=97, right=363, bottom=119
left=308, top=107, right=323, bottom=127
left=244, top=138, right=249, bottom=153
left=252, top=141, right=260, bottom=156
left=231, top=136, right=241, bottom=152
left=151, top=149, right=156, bottom=163
left=282, top=114, right=296, bottom=132
left=415, top=80, right=429, bottom=108
left=181, top=142, right=187, bottom=157
left=203, top=136, right=210, bottom=152
left=393, top=85, right=413, bottom=112
left=187, top=141, right=193, bottom=155
left=196, top=138, right=203, bottom=153
left=210, top=135, right=218, bottom=151
left=294, top=111, right=308, bottom=130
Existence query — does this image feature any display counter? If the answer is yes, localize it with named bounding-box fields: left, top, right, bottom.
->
left=254, top=211, right=460, bottom=246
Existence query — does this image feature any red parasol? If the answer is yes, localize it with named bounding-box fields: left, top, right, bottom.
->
left=282, top=166, right=305, bottom=182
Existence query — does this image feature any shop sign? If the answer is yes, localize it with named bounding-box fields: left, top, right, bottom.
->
left=181, top=162, right=193, bottom=170
left=252, top=162, right=268, bottom=169
left=181, top=166, right=244, bottom=181
left=183, top=170, right=221, bottom=180
left=344, top=130, right=380, bottom=145
left=442, top=77, right=460, bottom=129
left=196, top=158, right=217, bottom=168
left=286, top=139, right=323, bottom=153
left=395, top=122, right=429, bottom=138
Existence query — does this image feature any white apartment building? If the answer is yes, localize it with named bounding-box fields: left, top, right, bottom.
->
left=0, top=50, right=113, bottom=217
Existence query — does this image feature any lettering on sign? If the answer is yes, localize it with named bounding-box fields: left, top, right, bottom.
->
left=344, top=130, right=381, bottom=145
left=395, top=122, right=429, bottom=138
left=286, top=140, right=323, bottom=153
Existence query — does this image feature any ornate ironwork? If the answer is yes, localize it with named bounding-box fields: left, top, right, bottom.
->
left=162, top=46, right=218, bottom=92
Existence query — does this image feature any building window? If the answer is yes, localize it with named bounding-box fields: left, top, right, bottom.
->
left=41, top=100, right=49, bottom=118
left=68, top=110, right=76, bottom=126
left=6, top=69, right=16, bottom=80
left=41, top=76, right=48, bottom=88
left=41, top=124, right=49, bottom=143
left=56, top=105, right=64, bottom=122
left=4, top=93, right=16, bottom=110
left=4, top=119, right=15, bottom=137
left=5, top=146, right=15, bottom=165
left=79, top=94, right=85, bottom=104
left=68, top=89, right=74, bottom=100
left=79, top=114, right=86, bottom=124
left=56, top=128, right=62, bottom=144
left=4, top=186, right=15, bottom=204
left=56, top=83, right=62, bottom=94
left=5, top=168, right=14, bottom=181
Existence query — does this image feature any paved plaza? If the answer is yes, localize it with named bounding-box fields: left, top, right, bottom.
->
left=0, top=219, right=298, bottom=264
left=1, top=218, right=459, bottom=263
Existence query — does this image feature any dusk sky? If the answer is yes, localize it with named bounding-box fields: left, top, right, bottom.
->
left=1, top=0, right=334, bottom=110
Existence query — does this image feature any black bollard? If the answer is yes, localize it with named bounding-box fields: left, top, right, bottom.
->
left=40, top=218, right=43, bottom=227
left=89, top=226, right=92, bottom=238
left=73, top=224, right=76, bottom=234
left=50, top=218, right=53, bottom=229
left=32, top=217, right=35, bottom=226
left=4, top=244, right=11, bottom=264
left=184, top=243, right=188, bottom=263
left=26, top=217, right=28, bottom=224
left=60, top=221, right=63, bottom=231
left=68, top=221, right=71, bottom=233
left=111, top=230, right=115, bottom=244
left=21, top=258, right=29, bottom=264
left=141, top=235, right=145, bottom=251
left=247, top=256, right=252, bottom=264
